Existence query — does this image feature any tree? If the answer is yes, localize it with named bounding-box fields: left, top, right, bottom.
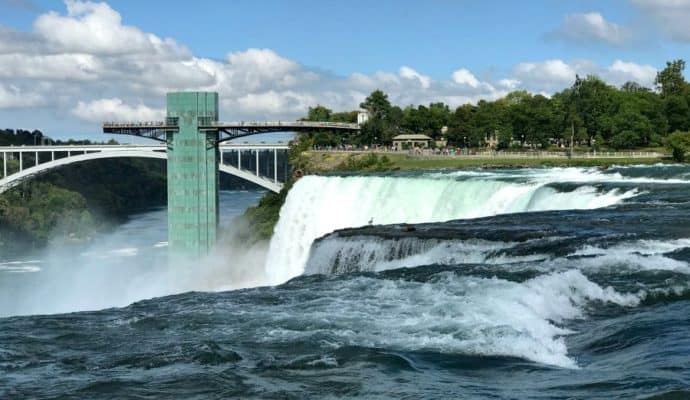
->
left=665, top=95, right=690, bottom=133
left=360, top=90, right=392, bottom=120
left=305, top=105, right=332, bottom=122
left=568, top=75, right=617, bottom=142
left=447, top=104, right=475, bottom=146
left=655, top=59, right=688, bottom=98
left=666, top=131, right=690, bottom=162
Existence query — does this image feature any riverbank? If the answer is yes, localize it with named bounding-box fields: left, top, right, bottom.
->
left=301, top=151, right=668, bottom=172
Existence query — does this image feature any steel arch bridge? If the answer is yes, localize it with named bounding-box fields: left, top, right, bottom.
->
left=0, top=143, right=288, bottom=195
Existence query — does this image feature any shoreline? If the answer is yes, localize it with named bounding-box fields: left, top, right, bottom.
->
left=302, top=150, right=669, bottom=172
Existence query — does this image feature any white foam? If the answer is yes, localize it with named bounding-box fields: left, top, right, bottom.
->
left=0, top=265, right=41, bottom=273
left=258, top=270, right=639, bottom=368
left=567, top=238, right=690, bottom=273
left=266, top=174, right=639, bottom=284
left=305, top=236, right=544, bottom=274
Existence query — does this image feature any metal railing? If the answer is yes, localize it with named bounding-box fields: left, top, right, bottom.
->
left=102, top=121, right=360, bottom=129
left=211, top=121, right=359, bottom=129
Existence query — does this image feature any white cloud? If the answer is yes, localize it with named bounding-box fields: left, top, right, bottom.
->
left=607, top=60, right=657, bottom=86
left=514, top=60, right=577, bottom=91
left=0, top=53, right=103, bottom=81
left=631, top=0, right=690, bottom=41
left=33, top=0, right=187, bottom=57
left=0, top=1, right=667, bottom=132
left=399, top=66, right=431, bottom=89
left=72, top=98, right=164, bottom=122
left=0, top=84, right=44, bottom=108
left=551, top=12, right=631, bottom=46
left=451, top=68, right=481, bottom=88
left=498, top=79, right=521, bottom=89
left=512, top=59, right=658, bottom=92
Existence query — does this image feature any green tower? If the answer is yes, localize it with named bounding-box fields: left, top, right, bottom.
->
left=165, top=92, right=219, bottom=257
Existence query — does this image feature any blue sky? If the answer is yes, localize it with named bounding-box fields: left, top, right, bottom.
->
left=0, top=0, right=689, bottom=139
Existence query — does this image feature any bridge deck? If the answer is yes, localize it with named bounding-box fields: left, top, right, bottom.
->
left=0, top=143, right=289, bottom=152
left=102, top=120, right=360, bottom=142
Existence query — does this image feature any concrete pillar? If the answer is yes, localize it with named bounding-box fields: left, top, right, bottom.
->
left=255, top=149, right=259, bottom=177
left=35, top=151, right=39, bottom=167
left=274, top=149, right=278, bottom=183
left=2, top=152, right=6, bottom=178
left=166, top=92, right=219, bottom=257
left=19, top=152, right=22, bottom=171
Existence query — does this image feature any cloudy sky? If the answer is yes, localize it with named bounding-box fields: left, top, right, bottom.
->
left=1, top=0, right=689, bottom=140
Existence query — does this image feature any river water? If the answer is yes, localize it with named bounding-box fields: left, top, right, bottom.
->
left=1, top=165, right=690, bottom=399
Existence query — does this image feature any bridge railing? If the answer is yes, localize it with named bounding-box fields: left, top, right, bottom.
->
left=1, top=144, right=290, bottom=188
left=103, top=121, right=170, bottom=128
left=211, top=121, right=360, bottom=129
left=102, top=121, right=360, bottom=129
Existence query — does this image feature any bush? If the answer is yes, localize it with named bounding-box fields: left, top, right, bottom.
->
left=665, top=131, right=690, bottom=162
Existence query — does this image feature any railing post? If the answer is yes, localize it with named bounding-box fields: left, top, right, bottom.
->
left=274, top=148, right=278, bottom=184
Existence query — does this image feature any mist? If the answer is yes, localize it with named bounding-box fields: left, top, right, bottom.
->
left=0, top=193, right=272, bottom=317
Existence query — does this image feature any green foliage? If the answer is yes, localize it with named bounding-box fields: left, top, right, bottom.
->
left=336, top=153, right=393, bottom=171
left=360, top=90, right=392, bottom=120
left=243, top=182, right=291, bottom=241
left=305, top=105, right=332, bottom=122
left=0, top=182, right=94, bottom=246
left=655, top=60, right=688, bottom=98
left=665, top=131, right=690, bottom=162
left=0, top=156, right=166, bottom=253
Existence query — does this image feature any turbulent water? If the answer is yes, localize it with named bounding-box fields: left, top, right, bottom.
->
left=2, top=166, right=690, bottom=399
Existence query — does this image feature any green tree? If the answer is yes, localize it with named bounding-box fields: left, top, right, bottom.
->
left=666, top=131, right=690, bottom=162
left=305, top=105, right=332, bottom=122
left=655, top=59, right=688, bottom=98
left=447, top=104, right=476, bottom=146
left=665, top=95, right=690, bottom=133
left=360, top=90, right=392, bottom=120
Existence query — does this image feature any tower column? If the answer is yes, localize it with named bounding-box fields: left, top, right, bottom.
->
left=166, top=92, right=220, bottom=257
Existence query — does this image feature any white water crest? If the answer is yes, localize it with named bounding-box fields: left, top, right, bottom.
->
left=305, top=234, right=690, bottom=276
left=265, top=173, right=640, bottom=284
left=260, top=269, right=640, bottom=368
left=305, top=236, right=546, bottom=275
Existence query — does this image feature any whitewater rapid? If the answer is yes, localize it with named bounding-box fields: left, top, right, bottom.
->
left=265, top=168, right=645, bottom=284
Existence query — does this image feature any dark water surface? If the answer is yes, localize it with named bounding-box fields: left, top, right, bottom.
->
left=2, top=167, right=690, bottom=399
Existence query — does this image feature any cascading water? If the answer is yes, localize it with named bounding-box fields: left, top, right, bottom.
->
left=265, top=169, right=641, bottom=284
left=4, top=165, right=690, bottom=398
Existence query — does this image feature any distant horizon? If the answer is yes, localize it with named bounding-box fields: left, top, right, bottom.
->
left=1, top=0, right=689, bottom=140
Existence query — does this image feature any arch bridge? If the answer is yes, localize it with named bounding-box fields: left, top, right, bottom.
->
left=0, top=143, right=289, bottom=195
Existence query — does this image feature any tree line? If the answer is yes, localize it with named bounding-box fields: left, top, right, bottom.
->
left=303, top=59, right=690, bottom=156
left=0, top=128, right=118, bottom=146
